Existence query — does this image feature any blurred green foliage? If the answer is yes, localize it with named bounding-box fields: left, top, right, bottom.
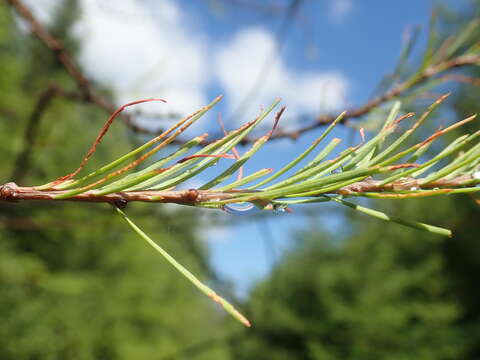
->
left=235, top=194, right=479, bottom=359
left=233, top=3, right=480, bottom=359
left=0, top=2, right=231, bottom=359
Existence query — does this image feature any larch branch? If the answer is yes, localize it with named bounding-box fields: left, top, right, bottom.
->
left=7, top=0, right=480, bottom=144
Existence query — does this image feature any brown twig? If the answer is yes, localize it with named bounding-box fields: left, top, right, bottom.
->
left=258, top=53, right=480, bottom=142
left=1, top=174, right=476, bottom=206
left=6, top=0, right=156, bottom=134
left=336, top=174, right=476, bottom=194
left=439, top=73, right=480, bottom=87
left=0, top=182, right=236, bottom=205
left=6, top=0, right=93, bottom=101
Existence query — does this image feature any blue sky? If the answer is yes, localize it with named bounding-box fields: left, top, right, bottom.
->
left=24, top=0, right=470, bottom=296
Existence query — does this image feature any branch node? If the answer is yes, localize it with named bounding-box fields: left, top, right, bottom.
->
left=185, top=189, right=200, bottom=204
left=0, top=182, right=19, bottom=201
left=112, top=197, right=128, bottom=209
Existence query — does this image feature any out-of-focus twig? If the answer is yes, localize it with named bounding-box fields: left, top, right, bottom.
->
left=7, top=0, right=94, bottom=102
left=7, top=0, right=480, bottom=145
left=6, top=0, right=157, bottom=134
left=227, top=0, right=303, bottom=124
left=10, top=84, right=57, bottom=183
left=264, top=53, right=480, bottom=142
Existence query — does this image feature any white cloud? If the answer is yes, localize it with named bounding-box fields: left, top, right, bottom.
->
left=21, top=1, right=350, bottom=134
left=214, top=27, right=349, bottom=127
left=329, top=0, right=353, bottom=23
left=73, top=0, right=209, bottom=119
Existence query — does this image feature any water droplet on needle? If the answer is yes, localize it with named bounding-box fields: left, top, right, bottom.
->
left=223, top=202, right=260, bottom=215
left=273, top=204, right=287, bottom=214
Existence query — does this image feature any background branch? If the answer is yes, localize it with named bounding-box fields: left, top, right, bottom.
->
left=10, top=84, right=57, bottom=183
left=6, top=0, right=156, bottom=135
left=7, top=0, right=480, bottom=144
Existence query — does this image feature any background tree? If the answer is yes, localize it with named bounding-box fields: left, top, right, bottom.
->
left=232, top=3, right=480, bottom=359
left=0, top=2, right=232, bottom=359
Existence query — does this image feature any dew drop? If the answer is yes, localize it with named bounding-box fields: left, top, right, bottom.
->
left=273, top=204, right=287, bottom=214
left=223, top=202, right=260, bottom=216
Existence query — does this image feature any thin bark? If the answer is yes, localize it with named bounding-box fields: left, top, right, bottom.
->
left=1, top=174, right=475, bottom=206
